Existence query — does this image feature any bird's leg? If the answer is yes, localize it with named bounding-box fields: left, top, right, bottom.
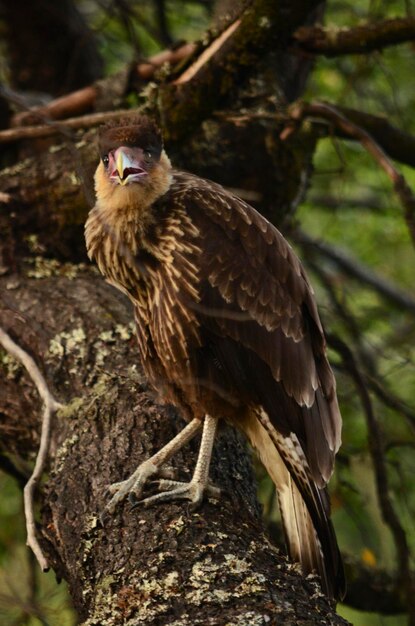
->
left=105, top=417, right=202, bottom=514
left=138, top=414, right=220, bottom=508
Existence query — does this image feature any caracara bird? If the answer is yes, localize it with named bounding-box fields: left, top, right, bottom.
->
left=85, top=116, right=345, bottom=600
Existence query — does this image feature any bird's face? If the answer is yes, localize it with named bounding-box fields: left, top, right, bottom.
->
left=94, top=117, right=171, bottom=210
left=102, top=145, right=155, bottom=186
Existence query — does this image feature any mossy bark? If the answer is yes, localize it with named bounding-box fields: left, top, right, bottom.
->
left=0, top=268, right=348, bottom=625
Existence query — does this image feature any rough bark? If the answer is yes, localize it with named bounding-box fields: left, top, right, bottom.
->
left=0, top=269, right=348, bottom=625
left=158, top=0, right=324, bottom=142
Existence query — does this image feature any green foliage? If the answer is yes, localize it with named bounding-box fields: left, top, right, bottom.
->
left=0, top=474, right=76, bottom=625
left=81, top=0, right=209, bottom=74
left=292, top=1, right=415, bottom=622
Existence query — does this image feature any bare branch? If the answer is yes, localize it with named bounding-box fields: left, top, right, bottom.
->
left=9, top=42, right=196, bottom=127
left=305, top=259, right=415, bottom=432
left=309, top=255, right=415, bottom=440
left=11, top=85, right=97, bottom=127
left=293, top=17, right=415, bottom=56
left=0, top=327, right=62, bottom=571
left=293, top=228, right=415, bottom=315
left=218, top=105, right=415, bottom=170
left=327, top=105, right=415, bottom=170
left=328, top=333, right=415, bottom=622
left=287, top=101, right=415, bottom=248
left=0, top=108, right=139, bottom=144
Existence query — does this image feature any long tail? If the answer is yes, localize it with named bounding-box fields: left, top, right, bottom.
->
left=240, top=409, right=345, bottom=600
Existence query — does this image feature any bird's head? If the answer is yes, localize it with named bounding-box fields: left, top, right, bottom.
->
left=94, top=116, right=171, bottom=210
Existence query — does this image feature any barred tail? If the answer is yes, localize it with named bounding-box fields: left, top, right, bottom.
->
left=240, top=409, right=345, bottom=600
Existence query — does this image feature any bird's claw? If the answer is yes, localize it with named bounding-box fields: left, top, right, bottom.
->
left=100, top=459, right=219, bottom=521
left=130, top=478, right=221, bottom=511
left=101, top=459, right=159, bottom=518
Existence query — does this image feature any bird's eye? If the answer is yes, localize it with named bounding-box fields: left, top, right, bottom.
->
left=102, top=155, right=109, bottom=167
left=144, top=150, right=152, bottom=161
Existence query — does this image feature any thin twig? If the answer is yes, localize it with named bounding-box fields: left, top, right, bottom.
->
left=0, top=327, right=62, bottom=571
left=287, top=101, right=415, bottom=248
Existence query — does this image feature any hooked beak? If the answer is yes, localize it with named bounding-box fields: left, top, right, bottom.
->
left=110, top=147, right=148, bottom=185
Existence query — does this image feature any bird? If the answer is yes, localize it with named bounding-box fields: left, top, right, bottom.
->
left=85, top=115, right=345, bottom=600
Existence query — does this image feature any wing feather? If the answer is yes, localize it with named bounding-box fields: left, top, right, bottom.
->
left=173, top=172, right=342, bottom=485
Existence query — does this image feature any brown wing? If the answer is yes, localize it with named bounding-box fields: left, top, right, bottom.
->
left=173, top=172, right=342, bottom=488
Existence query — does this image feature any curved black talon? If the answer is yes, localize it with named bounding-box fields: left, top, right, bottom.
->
left=128, top=492, right=139, bottom=506
left=129, top=493, right=142, bottom=511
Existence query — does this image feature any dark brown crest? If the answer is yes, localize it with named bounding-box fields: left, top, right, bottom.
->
left=98, top=116, right=163, bottom=160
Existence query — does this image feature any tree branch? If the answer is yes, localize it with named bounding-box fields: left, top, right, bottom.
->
left=7, top=0, right=322, bottom=141
left=293, top=17, right=415, bottom=56
left=217, top=104, right=415, bottom=171
left=286, top=101, right=415, bottom=248
left=328, top=333, right=415, bottom=623
left=293, top=228, right=415, bottom=314
left=9, top=42, right=196, bottom=127
left=0, top=272, right=349, bottom=625
left=304, top=258, right=415, bottom=433
left=0, top=327, right=62, bottom=571
left=331, top=105, right=415, bottom=169
left=159, top=0, right=322, bottom=141
left=0, top=108, right=139, bottom=144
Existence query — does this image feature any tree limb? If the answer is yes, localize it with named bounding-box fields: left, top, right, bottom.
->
left=8, top=0, right=322, bottom=141
left=328, top=333, right=415, bottom=624
left=10, top=42, right=196, bottom=127
left=0, top=326, right=62, bottom=571
left=293, top=17, right=415, bottom=56
left=293, top=228, right=415, bottom=314
left=0, top=108, right=139, bottom=144
left=159, top=0, right=322, bottom=141
left=0, top=271, right=349, bottom=625
left=286, top=101, right=415, bottom=248
left=330, top=105, right=415, bottom=170
left=220, top=103, right=415, bottom=171
left=304, top=258, right=415, bottom=433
